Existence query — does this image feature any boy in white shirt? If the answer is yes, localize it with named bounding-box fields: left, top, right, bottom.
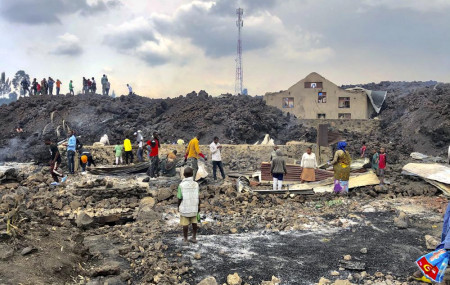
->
left=177, top=167, right=200, bottom=243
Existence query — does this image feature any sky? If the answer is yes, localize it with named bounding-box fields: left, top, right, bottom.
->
left=0, top=0, right=449, bottom=97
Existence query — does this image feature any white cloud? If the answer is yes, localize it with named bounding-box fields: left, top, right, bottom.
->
left=362, top=0, right=450, bottom=12
left=51, top=33, right=83, bottom=56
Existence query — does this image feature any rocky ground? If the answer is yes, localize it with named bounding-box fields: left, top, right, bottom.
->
left=0, top=91, right=314, bottom=163
left=0, top=162, right=448, bottom=285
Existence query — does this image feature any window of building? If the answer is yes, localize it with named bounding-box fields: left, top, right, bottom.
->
left=317, top=113, right=326, bottom=119
left=304, top=82, right=323, bottom=89
left=338, top=113, right=351, bottom=119
left=282, top=97, right=294, bottom=108
left=338, top=97, right=350, bottom=108
left=318, top=92, right=327, bottom=103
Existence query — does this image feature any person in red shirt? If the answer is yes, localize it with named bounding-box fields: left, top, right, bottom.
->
left=378, top=147, right=387, bottom=185
left=146, top=132, right=161, bottom=180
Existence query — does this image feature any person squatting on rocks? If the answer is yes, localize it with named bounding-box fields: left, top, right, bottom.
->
left=135, top=130, right=144, bottom=162
left=48, top=77, right=55, bottom=95
left=69, top=80, right=74, bottom=95
left=114, top=142, right=124, bottom=165
left=123, top=135, right=133, bottom=164
left=44, top=138, right=67, bottom=185
left=66, top=131, right=77, bottom=174
left=329, top=141, right=351, bottom=194
left=271, top=149, right=287, bottom=191
left=147, top=132, right=161, bottom=180
left=20, top=78, right=30, bottom=96
left=210, top=136, right=226, bottom=181
left=160, top=150, right=178, bottom=177
left=378, top=147, right=387, bottom=185
left=56, top=79, right=62, bottom=96
left=80, top=149, right=96, bottom=172
left=177, top=167, right=200, bottom=244
left=185, top=133, right=206, bottom=181
left=300, top=146, right=317, bottom=183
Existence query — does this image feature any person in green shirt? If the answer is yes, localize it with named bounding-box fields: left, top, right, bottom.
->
left=69, top=80, right=74, bottom=95
left=371, top=148, right=379, bottom=172
left=114, top=143, right=123, bottom=165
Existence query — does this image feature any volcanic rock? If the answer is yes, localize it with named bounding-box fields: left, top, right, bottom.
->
left=393, top=212, right=409, bottom=229
left=227, top=273, right=242, bottom=285
left=198, top=276, right=218, bottom=285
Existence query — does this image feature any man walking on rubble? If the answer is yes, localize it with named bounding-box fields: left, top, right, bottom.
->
left=185, top=133, right=207, bottom=181
left=210, top=136, right=226, bottom=181
left=45, top=138, right=67, bottom=185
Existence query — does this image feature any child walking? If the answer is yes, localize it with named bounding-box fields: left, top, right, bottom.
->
left=177, top=167, right=200, bottom=244
left=270, top=149, right=287, bottom=191
left=114, top=142, right=123, bottom=165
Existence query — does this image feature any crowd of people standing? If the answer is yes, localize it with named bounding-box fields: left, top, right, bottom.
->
left=17, top=74, right=132, bottom=96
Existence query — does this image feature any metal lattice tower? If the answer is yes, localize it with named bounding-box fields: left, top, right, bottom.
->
left=235, top=8, right=243, bottom=95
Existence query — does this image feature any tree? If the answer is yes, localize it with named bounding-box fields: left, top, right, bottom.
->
left=12, top=70, right=30, bottom=96
left=0, top=72, right=11, bottom=96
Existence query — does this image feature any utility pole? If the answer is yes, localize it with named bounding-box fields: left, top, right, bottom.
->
left=235, top=7, right=243, bottom=95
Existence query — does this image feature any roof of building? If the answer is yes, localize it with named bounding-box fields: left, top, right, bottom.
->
left=345, top=87, right=387, bottom=114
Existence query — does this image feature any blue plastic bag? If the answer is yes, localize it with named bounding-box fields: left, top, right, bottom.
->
left=416, top=249, right=449, bottom=283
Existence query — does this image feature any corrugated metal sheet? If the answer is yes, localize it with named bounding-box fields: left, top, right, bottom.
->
left=261, top=163, right=366, bottom=182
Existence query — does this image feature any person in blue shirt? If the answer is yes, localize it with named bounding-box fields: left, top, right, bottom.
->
left=66, top=131, right=76, bottom=174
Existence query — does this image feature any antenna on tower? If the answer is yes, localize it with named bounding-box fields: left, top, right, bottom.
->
left=235, top=7, right=244, bottom=95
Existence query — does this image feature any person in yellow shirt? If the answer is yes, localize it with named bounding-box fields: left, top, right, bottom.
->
left=124, top=135, right=133, bottom=164
left=185, top=133, right=206, bottom=180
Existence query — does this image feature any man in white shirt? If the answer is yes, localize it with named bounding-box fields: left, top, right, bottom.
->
left=135, top=130, right=144, bottom=162
left=127, top=84, right=133, bottom=95
left=210, top=136, right=226, bottom=181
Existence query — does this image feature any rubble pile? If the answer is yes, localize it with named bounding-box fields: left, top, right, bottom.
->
left=0, top=92, right=315, bottom=162
left=0, top=162, right=447, bottom=284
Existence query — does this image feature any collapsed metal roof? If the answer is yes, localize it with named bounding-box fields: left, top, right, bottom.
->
left=345, top=87, right=387, bottom=114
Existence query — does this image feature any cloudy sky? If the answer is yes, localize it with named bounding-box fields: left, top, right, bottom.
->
left=0, top=0, right=449, bottom=97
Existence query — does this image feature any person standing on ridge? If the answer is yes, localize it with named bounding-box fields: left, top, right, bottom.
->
left=185, top=133, right=206, bottom=180
left=56, top=79, right=62, bottom=95
left=48, top=77, right=55, bottom=95
left=69, top=80, right=74, bottom=95
left=31, top=78, right=38, bottom=95
left=20, top=78, right=30, bottom=96
left=105, top=79, right=111, bottom=96
left=91, top=77, right=97, bottom=94
left=127, top=84, right=133, bottom=95
left=101, top=74, right=108, bottom=95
